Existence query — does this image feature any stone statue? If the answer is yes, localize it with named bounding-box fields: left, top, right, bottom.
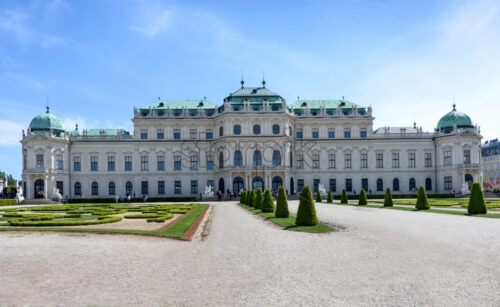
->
left=318, top=183, right=327, bottom=197
left=15, top=181, right=24, bottom=203
left=52, top=186, right=63, bottom=202
left=201, top=185, right=214, bottom=200
left=461, top=182, right=471, bottom=196
left=0, top=179, right=4, bottom=196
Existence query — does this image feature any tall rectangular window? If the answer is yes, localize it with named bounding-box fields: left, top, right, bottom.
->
left=107, top=156, right=115, bottom=171
left=408, top=153, right=416, bottom=168
left=329, top=179, right=336, bottom=192
left=345, top=154, right=352, bottom=168
left=297, top=155, right=304, bottom=169
left=174, top=156, right=181, bottom=170
left=392, top=153, right=400, bottom=168
left=360, top=128, right=367, bottom=138
left=158, top=181, right=165, bottom=194
left=376, top=153, right=383, bottom=168
left=296, top=128, right=303, bottom=139
left=425, top=153, right=432, bottom=167
left=190, top=156, right=198, bottom=170
left=157, top=156, right=165, bottom=170
left=175, top=181, right=181, bottom=194
left=298, top=179, right=304, bottom=192
left=173, top=129, right=181, bottom=140
left=360, top=154, right=368, bottom=168
left=55, top=155, right=63, bottom=170
left=313, top=179, right=320, bottom=192
left=125, top=156, right=132, bottom=171
left=190, top=129, right=197, bottom=139
left=463, top=150, right=471, bottom=164
left=91, top=156, right=98, bottom=171
left=444, top=176, right=452, bottom=190
left=312, top=154, right=320, bottom=169
left=36, top=154, right=44, bottom=169
left=444, top=151, right=452, bottom=166
left=312, top=128, right=319, bottom=138
left=191, top=180, right=198, bottom=194
left=362, top=178, right=368, bottom=191
left=140, top=129, right=148, bottom=140
left=346, top=178, right=352, bottom=192
left=141, top=156, right=148, bottom=171
left=328, top=128, right=335, bottom=138
left=141, top=181, right=148, bottom=195
left=344, top=128, right=351, bottom=138
left=73, top=156, right=81, bottom=171
left=207, top=155, right=214, bottom=170
left=157, top=129, right=164, bottom=139
left=328, top=154, right=336, bottom=168
left=206, top=129, right=213, bottom=139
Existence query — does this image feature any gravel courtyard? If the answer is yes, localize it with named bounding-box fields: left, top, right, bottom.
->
left=0, top=201, right=499, bottom=306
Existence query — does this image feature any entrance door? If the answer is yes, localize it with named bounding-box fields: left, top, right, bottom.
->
left=290, top=177, right=294, bottom=195
left=465, top=174, right=473, bottom=189
left=34, top=179, right=44, bottom=198
left=252, top=176, right=264, bottom=190
left=233, top=177, right=244, bottom=194
left=218, top=178, right=225, bottom=193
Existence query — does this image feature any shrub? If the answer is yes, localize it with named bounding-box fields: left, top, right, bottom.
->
left=255, top=188, right=263, bottom=209
left=240, top=191, right=246, bottom=204
left=68, top=196, right=196, bottom=203
left=316, top=190, right=322, bottom=203
left=468, top=183, right=487, bottom=214
left=261, top=189, right=275, bottom=213
left=0, top=199, right=17, bottom=206
left=248, top=190, right=255, bottom=207
left=275, top=186, right=289, bottom=218
left=384, top=188, right=393, bottom=207
left=124, top=213, right=161, bottom=219
left=340, top=189, right=348, bottom=204
left=327, top=191, right=333, bottom=203
left=296, top=186, right=318, bottom=226
left=359, top=189, right=367, bottom=205
left=8, top=216, right=122, bottom=227
left=415, top=186, right=430, bottom=210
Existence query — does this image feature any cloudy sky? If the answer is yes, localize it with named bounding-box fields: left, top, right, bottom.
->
left=1, top=0, right=499, bottom=179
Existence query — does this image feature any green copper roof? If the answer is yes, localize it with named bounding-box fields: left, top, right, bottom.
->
left=226, top=82, right=284, bottom=103
left=69, top=129, right=130, bottom=137
left=291, top=99, right=358, bottom=109
left=143, top=99, right=216, bottom=110
left=437, top=105, right=474, bottom=131
left=29, top=106, right=65, bottom=132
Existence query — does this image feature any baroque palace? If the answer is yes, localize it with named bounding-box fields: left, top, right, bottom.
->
left=21, top=80, right=482, bottom=200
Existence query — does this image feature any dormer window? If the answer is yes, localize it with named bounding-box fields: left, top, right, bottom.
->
left=301, top=102, right=307, bottom=107
left=159, top=102, right=164, bottom=107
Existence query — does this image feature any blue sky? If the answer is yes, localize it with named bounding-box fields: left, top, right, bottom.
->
left=1, top=0, right=499, bottom=179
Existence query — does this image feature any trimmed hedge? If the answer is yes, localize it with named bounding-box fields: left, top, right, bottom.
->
left=327, top=191, right=333, bottom=203
left=68, top=196, right=196, bottom=204
left=261, top=189, right=275, bottom=213
left=384, top=188, right=393, bottom=207
left=359, top=189, right=367, bottom=205
left=296, top=186, right=318, bottom=226
left=0, top=199, right=17, bottom=206
left=340, top=189, right=348, bottom=204
left=415, top=186, right=430, bottom=210
left=275, top=186, right=289, bottom=218
left=8, top=216, right=122, bottom=226
left=316, top=191, right=322, bottom=203
left=468, top=183, right=487, bottom=214
left=240, top=191, right=246, bottom=204
left=333, top=193, right=454, bottom=200
left=255, top=188, right=263, bottom=209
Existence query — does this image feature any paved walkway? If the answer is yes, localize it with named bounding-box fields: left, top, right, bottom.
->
left=0, top=201, right=499, bottom=306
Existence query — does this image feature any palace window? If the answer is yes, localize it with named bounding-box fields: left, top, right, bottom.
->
left=219, top=126, right=224, bottom=137
left=329, top=154, right=336, bottom=168
left=409, top=178, right=416, bottom=191
left=173, top=129, right=181, bottom=140
left=425, top=178, right=432, bottom=191
left=253, top=124, right=261, bottom=135
left=297, top=179, right=304, bottom=192
left=141, top=181, right=148, bottom=195
left=219, top=152, right=224, bottom=168
left=312, top=128, right=319, bottom=138
left=157, top=156, right=165, bottom=170
left=425, top=153, right=432, bottom=167
left=344, top=154, right=352, bottom=168
left=191, top=156, right=198, bottom=170
left=362, top=178, right=368, bottom=191
left=207, top=180, right=214, bottom=190
left=190, top=129, right=197, bottom=139
left=444, top=151, right=452, bottom=166
left=140, top=129, right=148, bottom=140
left=175, top=181, right=181, bottom=194
left=376, top=153, right=384, bottom=168
left=158, top=181, right=165, bottom=194
left=36, top=154, right=44, bottom=169
left=107, top=156, right=115, bottom=171
left=297, top=155, right=304, bottom=169
left=408, top=153, right=416, bottom=168
left=207, top=155, right=214, bottom=170
left=463, top=150, right=471, bottom=164
left=346, top=178, right=352, bottom=192
left=125, top=156, right=132, bottom=171
left=313, top=179, right=320, bottom=192
left=360, top=154, right=368, bottom=168
left=233, top=125, right=241, bottom=135
left=360, top=128, right=367, bottom=138
left=344, top=128, right=351, bottom=138
left=191, top=180, right=198, bottom=194
left=56, top=155, right=63, bottom=170
left=444, top=176, right=452, bottom=190
left=141, top=156, right=148, bottom=171
left=377, top=178, right=383, bottom=192
left=74, top=182, right=81, bottom=196
left=206, top=129, right=213, bottom=139
left=125, top=181, right=133, bottom=194
left=296, top=128, right=303, bottom=139
left=234, top=150, right=242, bottom=166
left=329, top=178, right=336, bottom=192
left=313, top=154, right=320, bottom=169
left=253, top=150, right=262, bottom=166
left=393, top=178, right=400, bottom=191
left=74, top=157, right=81, bottom=171
left=91, top=182, right=98, bottom=195
left=174, top=156, right=181, bottom=170
left=157, top=129, right=164, bottom=139
left=328, top=128, right=335, bottom=138
left=392, top=153, right=400, bottom=168
left=272, top=124, right=280, bottom=135
left=273, top=150, right=281, bottom=166
left=108, top=182, right=115, bottom=195
left=91, top=156, right=98, bottom=171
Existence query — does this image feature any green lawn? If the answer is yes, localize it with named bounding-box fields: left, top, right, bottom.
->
left=238, top=203, right=335, bottom=233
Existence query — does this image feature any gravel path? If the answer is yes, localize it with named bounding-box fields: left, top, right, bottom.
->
left=0, top=201, right=499, bottom=306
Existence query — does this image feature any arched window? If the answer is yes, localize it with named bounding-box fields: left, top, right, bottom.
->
left=219, top=152, right=224, bottom=168
left=376, top=178, right=383, bottom=192
left=272, top=176, right=283, bottom=191
left=252, top=176, right=264, bottom=190
left=233, top=125, right=241, bottom=135
left=234, top=150, right=242, bottom=166
left=253, top=150, right=262, bottom=166
left=74, top=182, right=81, bottom=196
left=253, top=124, right=261, bottom=135
left=108, top=182, right=115, bottom=195
left=272, top=124, right=280, bottom=135
left=233, top=177, right=244, bottom=193
left=219, top=126, right=224, bottom=137
left=393, top=178, right=400, bottom=192
left=273, top=150, right=281, bottom=166
left=425, top=178, right=432, bottom=191
left=409, top=178, right=416, bottom=191
left=91, top=182, right=99, bottom=195
left=126, top=181, right=133, bottom=194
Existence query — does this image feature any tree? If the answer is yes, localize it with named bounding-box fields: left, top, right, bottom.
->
left=262, top=189, right=275, bottom=213
left=327, top=190, right=333, bottom=203
left=240, top=191, right=246, bottom=204
left=415, top=186, right=430, bottom=210
left=340, top=189, right=348, bottom=204
left=296, top=186, right=318, bottom=226
left=468, top=182, right=487, bottom=214
left=359, top=188, right=367, bottom=205
left=275, top=186, right=289, bottom=218
left=384, top=188, right=393, bottom=207
left=255, top=188, right=263, bottom=209
left=248, top=190, right=255, bottom=207
left=316, top=190, right=322, bottom=203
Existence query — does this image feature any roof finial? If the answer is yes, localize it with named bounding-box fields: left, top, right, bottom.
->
left=46, top=96, right=50, bottom=113
left=452, top=96, right=456, bottom=111
left=262, top=71, right=266, bottom=88
left=342, top=95, right=344, bottom=100
left=75, top=123, right=79, bottom=131
left=241, top=70, right=245, bottom=88
left=297, top=96, right=300, bottom=101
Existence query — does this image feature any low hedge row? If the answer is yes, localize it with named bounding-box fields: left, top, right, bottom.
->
left=330, top=193, right=454, bottom=200
left=8, top=216, right=122, bottom=227
left=68, top=197, right=197, bottom=204
left=0, top=199, right=17, bottom=206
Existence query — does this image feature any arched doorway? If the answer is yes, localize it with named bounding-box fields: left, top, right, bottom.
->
left=272, top=176, right=283, bottom=191
left=465, top=174, right=473, bottom=189
left=252, top=176, right=264, bottom=190
left=233, top=177, right=244, bottom=193
left=290, top=177, right=295, bottom=195
left=34, top=179, right=44, bottom=198
left=218, top=178, right=225, bottom=193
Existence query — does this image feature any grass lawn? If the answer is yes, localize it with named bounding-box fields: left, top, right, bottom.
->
left=238, top=203, right=335, bottom=233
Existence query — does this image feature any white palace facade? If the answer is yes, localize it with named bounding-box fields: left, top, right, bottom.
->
left=21, top=81, right=483, bottom=200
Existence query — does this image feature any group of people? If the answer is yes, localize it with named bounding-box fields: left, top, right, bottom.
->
left=113, top=192, right=149, bottom=203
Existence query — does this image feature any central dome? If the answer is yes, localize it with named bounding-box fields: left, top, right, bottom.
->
left=437, top=105, right=474, bottom=133
left=29, top=106, right=65, bottom=136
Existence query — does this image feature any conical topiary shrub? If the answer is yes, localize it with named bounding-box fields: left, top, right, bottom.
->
left=415, top=186, right=430, bottom=210
left=275, top=186, right=289, bottom=218
left=296, top=185, right=318, bottom=226
left=468, top=182, right=487, bottom=214
left=384, top=188, right=393, bottom=207
left=359, top=188, right=367, bottom=205
left=340, top=189, right=348, bottom=204
left=316, top=190, right=322, bottom=203
left=248, top=190, right=255, bottom=207
left=327, top=190, right=333, bottom=203
left=255, top=188, right=263, bottom=210
left=240, top=191, right=246, bottom=205
left=262, top=189, right=275, bottom=213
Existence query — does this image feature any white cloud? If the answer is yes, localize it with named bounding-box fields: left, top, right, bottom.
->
left=0, top=120, right=24, bottom=147
left=130, top=1, right=175, bottom=37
